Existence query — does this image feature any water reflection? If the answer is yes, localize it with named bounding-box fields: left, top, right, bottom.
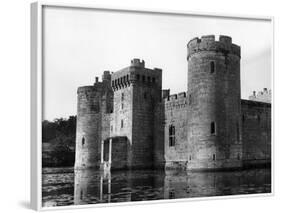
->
left=74, top=169, right=165, bottom=204
left=164, top=169, right=270, bottom=199
left=42, top=168, right=271, bottom=207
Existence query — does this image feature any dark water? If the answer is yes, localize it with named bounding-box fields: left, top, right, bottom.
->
left=42, top=167, right=271, bottom=207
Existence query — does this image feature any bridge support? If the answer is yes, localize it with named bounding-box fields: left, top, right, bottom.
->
left=100, top=139, right=112, bottom=171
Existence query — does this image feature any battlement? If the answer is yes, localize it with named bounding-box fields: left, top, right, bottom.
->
left=187, top=35, right=240, bottom=59
left=164, top=92, right=187, bottom=101
left=164, top=91, right=188, bottom=110
left=77, top=70, right=113, bottom=95
left=77, top=86, right=94, bottom=94
left=111, top=69, right=131, bottom=91
left=111, top=59, right=162, bottom=91
left=102, top=70, right=111, bottom=82
left=249, top=88, right=271, bottom=103
left=130, top=58, right=145, bottom=68
left=77, top=84, right=105, bottom=103
left=162, top=89, right=170, bottom=99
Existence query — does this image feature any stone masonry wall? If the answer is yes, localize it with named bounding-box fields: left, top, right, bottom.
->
left=241, top=100, right=271, bottom=167
left=186, top=35, right=242, bottom=170
left=111, top=67, right=134, bottom=168
left=75, top=71, right=113, bottom=169
left=103, top=137, right=128, bottom=169
left=153, top=101, right=165, bottom=169
left=164, top=92, right=189, bottom=169
left=75, top=85, right=102, bottom=169
left=110, top=59, right=163, bottom=169
left=131, top=82, right=155, bottom=169
left=131, top=63, right=162, bottom=169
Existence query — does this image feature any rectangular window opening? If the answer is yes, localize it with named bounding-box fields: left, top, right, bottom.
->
left=169, top=125, right=176, bottom=147
left=210, top=61, right=215, bottom=73
left=236, top=122, right=239, bottom=142
left=211, top=122, right=216, bottom=135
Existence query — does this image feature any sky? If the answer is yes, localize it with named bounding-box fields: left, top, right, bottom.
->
left=42, top=6, right=272, bottom=121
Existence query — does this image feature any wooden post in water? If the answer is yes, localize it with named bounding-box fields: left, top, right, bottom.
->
left=108, top=173, right=111, bottom=202
left=101, top=140, right=104, bottom=164
left=109, top=138, right=112, bottom=164
left=100, top=175, right=103, bottom=201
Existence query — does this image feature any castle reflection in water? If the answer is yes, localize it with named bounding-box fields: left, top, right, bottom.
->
left=71, top=168, right=271, bottom=206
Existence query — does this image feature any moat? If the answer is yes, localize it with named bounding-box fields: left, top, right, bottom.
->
left=42, top=167, right=271, bottom=207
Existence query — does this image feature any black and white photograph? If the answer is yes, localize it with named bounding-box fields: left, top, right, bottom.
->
left=36, top=3, right=272, bottom=209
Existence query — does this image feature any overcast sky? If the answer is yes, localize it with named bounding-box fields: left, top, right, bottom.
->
left=42, top=6, right=272, bottom=121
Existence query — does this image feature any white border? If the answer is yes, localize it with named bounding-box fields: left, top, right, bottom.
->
left=31, top=2, right=42, bottom=211
left=30, top=1, right=274, bottom=211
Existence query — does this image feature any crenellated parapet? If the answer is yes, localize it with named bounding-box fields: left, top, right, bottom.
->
left=111, top=59, right=162, bottom=91
left=187, top=35, right=240, bottom=59
left=164, top=91, right=189, bottom=110
left=77, top=86, right=100, bottom=105
left=102, top=70, right=111, bottom=82
left=111, top=70, right=131, bottom=91
left=77, top=71, right=112, bottom=101
left=130, top=58, right=145, bottom=68
left=249, top=88, right=271, bottom=103
left=77, top=85, right=94, bottom=95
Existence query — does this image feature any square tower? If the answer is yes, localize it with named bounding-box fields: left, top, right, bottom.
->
left=110, top=59, right=162, bottom=169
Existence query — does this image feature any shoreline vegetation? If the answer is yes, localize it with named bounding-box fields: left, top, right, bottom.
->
left=42, top=116, right=76, bottom=167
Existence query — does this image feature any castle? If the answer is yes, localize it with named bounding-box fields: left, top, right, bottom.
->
left=74, top=35, right=271, bottom=171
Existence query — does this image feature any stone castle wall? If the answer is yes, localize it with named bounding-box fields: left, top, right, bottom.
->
left=164, top=92, right=189, bottom=169
left=131, top=64, right=162, bottom=169
left=241, top=100, right=271, bottom=167
left=111, top=67, right=134, bottom=169
left=153, top=101, right=165, bottom=169
left=162, top=97, right=271, bottom=170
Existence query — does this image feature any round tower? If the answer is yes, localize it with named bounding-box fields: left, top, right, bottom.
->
left=186, top=35, right=242, bottom=170
left=75, top=85, right=102, bottom=169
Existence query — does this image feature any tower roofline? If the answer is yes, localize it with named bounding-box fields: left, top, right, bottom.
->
left=187, top=35, right=241, bottom=59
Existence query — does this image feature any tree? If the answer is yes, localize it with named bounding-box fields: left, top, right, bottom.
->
left=42, top=116, right=76, bottom=167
